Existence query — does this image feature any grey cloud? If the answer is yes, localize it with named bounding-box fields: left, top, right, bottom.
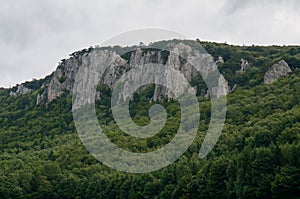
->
left=224, top=0, right=300, bottom=14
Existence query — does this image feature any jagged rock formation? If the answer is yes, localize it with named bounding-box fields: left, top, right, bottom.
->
left=264, top=60, right=292, bottom=84
left=240, top=59, right=250, bottom=73
left=205, top=75, right=230, bottom=98
left=10, top=84, right=32, bottom=97
left=36, top=41, right=230, bottom=105
left=215, top=56, right=224, bottom=64
left=206, top=75, right=230, bottom=99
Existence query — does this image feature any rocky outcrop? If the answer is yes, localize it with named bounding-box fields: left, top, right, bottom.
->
left=10, top=84, right=32, bottom=97
left=215, top=56, right=224, bottom=64
left=205, top=75, right=230, bottom=99
left=240, top=59, right=250, bottom=73
left=264, top=60, right=292, bottom=84
left=37, top=41, right=229, bottom=105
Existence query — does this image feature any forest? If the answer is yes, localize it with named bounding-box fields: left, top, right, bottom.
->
left=0, top=41, right=299, bottom=198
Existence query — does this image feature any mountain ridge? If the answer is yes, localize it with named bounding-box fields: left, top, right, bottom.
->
left=5, top=39, right=297, bottom=106
left=0, top=39, right=299, bottom=198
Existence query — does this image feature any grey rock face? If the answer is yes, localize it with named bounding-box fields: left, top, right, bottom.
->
left=240, top=59, right=250, bottom=73
left=205, top=75, right=230, bottom=99
left=36, top=93, right=44, bottom=106
left=37, top=42, right=229, bottom=105
left=264, top=60, right=292, bottom=84
left=10, top=85, right=32, bottom=96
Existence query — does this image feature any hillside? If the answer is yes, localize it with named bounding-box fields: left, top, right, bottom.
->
left=0, top=40, right=299, bottom=198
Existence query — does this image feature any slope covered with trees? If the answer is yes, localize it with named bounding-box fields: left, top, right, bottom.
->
left=0, top=41, right=299, bottom=198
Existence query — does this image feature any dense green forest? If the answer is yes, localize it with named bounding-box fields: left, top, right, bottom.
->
left=0, top=41, right=299, bottom=198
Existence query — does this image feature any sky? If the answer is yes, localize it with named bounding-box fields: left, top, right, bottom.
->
left=1, top=0, right=300, bottom=88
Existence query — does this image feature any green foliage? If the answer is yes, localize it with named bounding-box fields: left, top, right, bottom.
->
left=0, top=42, right=300, bottom=198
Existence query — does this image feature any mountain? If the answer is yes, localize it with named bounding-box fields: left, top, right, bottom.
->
left=0, top=40, right=299, bottom=198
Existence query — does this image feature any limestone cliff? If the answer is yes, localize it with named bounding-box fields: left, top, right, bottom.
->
left=10, top=84, right=32, bottom=97
left=36, top=41, right=230, bottom=105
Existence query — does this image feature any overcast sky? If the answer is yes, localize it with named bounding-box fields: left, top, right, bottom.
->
left=1, top=0, right=300, bottom=88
